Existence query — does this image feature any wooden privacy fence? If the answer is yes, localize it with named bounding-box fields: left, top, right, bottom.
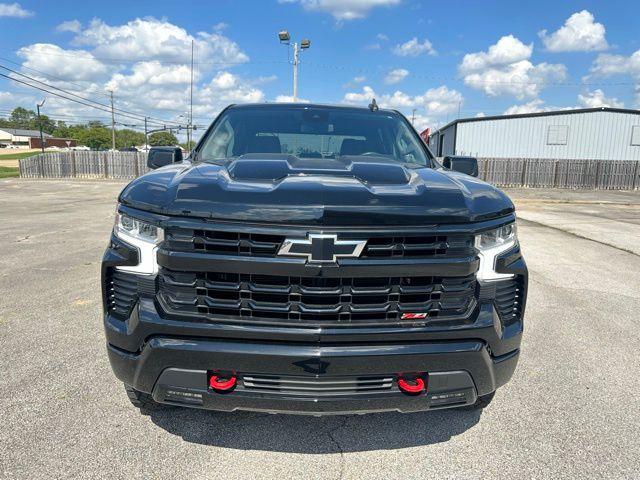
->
left=478, top=157, right=640, bottom=190
left=19, top=152, right=640, bottom=190
left=19, top=151, right=149, bottom=179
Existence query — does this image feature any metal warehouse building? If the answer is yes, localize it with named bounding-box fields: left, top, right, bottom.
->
left=428, top=107, right=640, bottom=161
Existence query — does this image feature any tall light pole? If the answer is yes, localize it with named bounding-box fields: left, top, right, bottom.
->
left=36, top=98, right=46, bottom=153
left=278, top=30, right=311, bottom=102
left=189, top=39, right=194, bottom=153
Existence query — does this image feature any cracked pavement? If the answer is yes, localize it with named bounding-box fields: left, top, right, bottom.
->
left=1, top=179, right=639, bottom=479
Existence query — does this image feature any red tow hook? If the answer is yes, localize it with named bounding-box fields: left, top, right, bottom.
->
left=398, top=376, right=426, bottom=394
left=209, top=374, right=237, bottom=392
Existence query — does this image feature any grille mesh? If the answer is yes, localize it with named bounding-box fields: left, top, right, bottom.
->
left=241, top=374, right=394, bottom=396
left=158, top=269, right=476, bottom=326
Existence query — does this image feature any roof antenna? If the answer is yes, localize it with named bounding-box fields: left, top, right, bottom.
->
left=368, top=98, right=379, bottom=112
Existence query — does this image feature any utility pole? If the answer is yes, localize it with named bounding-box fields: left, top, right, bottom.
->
left=109, top=90, right=116, bottom=150
left=36, top=98, right=46, bottom=153
left=189, top=39, right=194, bottom=153
left=144, top=117, right=148, bottom=150
left=411, top=108, right=417, bottom=126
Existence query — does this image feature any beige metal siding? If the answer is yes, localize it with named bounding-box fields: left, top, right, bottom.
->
left=455, top=111, right=640, bottom=160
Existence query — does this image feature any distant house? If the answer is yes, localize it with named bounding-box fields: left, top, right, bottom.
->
left=0, top=128, right=76, bottom=149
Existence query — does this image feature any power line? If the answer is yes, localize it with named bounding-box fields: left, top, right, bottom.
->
left=0, top=56, right=112, bottom=99
left=0, top=72, right=178, bottom=128
left=0, top=65, right=183, bottom=127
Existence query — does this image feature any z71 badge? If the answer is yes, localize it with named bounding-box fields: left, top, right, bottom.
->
left=401, top=313, right=428, bottom=319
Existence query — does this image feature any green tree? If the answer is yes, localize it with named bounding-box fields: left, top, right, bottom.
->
left=77, top=125, right=112, bottom=149
left=149, top=131, right=178, bottom=146
left=116, top=129, right=145, bottom=149
left=9, top=107, right=35, bottom=127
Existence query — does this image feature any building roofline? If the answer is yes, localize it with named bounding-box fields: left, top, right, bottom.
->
left=432, top=106, right=640, bottom=134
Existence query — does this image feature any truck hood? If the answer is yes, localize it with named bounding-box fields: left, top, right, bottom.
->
left=119, top=155, right=514, bottom=226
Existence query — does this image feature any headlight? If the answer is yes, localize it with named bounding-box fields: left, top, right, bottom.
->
left=113, top=212, right=164, bottom=275
left=475, top=223, right=517, bottom=282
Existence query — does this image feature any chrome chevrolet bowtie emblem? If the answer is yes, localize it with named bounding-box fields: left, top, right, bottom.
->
left=278, top=234, right=366, bottom=263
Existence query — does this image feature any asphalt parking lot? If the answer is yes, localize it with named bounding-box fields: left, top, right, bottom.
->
left=1, top=179, right=639, bottom=479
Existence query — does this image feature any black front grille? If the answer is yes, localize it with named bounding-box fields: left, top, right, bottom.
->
left=158, top=269, right=477, bottom=326
left=362, top=235, right=472, bottom=258
left=105, top=270, right=138, bottom=319
left=494, top=278, right=525, bottom=324
left=163, top=227, right=474, bottom=260
left=241, top=374, right=394, bottom=396
left=166, top=228, right=285, bottom=257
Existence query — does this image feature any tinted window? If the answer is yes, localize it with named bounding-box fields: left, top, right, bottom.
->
left=198, top=106, right=431, bottom=167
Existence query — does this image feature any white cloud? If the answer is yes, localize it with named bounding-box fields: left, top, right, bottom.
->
left=577, top=89, right=624, bottom=108
left=212, top=22, right=228, bottom=32
left=459, top=35, right=567, bottom=99
left=589, top=49, right=640, bottom=78
left=72, top=18, right=248, bottom=65
left=460, top=35, right=532, bottom=73
left=419, top=86, right=464, bottom=115
left=17, top=43, right=110, bottom=81
left=0, top=2, right=32, bottom=18
left=539, top=10, right=608, bottom=52
left=106, top=61, right=193, bottom=91
left=376, top=33, right=388, bottom=41
left=503, top=99, right=574, bottom=115
left=56, top=20, right=82, bottom=33
left=392, top=37, right=436, bottom=57
left=274, top=95, right=310, bottom=103
left=342, top=85, right=463, bottom=131
left=280, top=0, right=401, bottom=21
left=7, top=18, right=266, bottom=140
left=343, top=85, right=377, bottom=104
left=503, top=99, right=548, bottom=115
left=384, top=68, right=409, bottom=85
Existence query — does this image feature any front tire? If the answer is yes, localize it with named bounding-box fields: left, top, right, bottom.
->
left=124, top=384, right=161, bottom=411
left=462, top=392, right=495, bottom=410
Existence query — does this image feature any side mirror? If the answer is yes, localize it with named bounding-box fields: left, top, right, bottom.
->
left=443, top=156, right=478, bottom=177
left=147, top=146, right=183, bottom=169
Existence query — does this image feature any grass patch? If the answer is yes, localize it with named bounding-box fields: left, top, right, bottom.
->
left=0, top=151, right=40, bottom=161
left=0, top=166, right=19, bottom=178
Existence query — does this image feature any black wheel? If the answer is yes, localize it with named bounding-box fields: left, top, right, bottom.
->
left=462, top=392, right=495, bottom=410
left=124, top=384, right=162, bottom=411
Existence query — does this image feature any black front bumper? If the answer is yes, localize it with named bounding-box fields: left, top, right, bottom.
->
left=105, top=299, right=521, bottom=414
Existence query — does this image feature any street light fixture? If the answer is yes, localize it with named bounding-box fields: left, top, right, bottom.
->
left=278, top=30, right=291, bottom=43
left=277, top=30, right=311, bottom=102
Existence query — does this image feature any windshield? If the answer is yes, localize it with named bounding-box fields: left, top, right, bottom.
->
left=197, top=106, right=431, bottom=167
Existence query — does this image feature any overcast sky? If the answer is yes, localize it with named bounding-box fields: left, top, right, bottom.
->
left=1, top=0, right=639, bottom=137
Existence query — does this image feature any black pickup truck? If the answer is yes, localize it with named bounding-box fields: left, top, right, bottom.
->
left=102, top=103, right=527, bottom=415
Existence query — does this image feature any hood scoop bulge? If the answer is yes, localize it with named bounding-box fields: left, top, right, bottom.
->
left=226, top=154, right=412, bottom=186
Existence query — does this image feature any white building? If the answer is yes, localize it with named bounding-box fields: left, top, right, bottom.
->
left=428, top=107, right=640, bottom=161
left=0, top=128, right=52, bottom=148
